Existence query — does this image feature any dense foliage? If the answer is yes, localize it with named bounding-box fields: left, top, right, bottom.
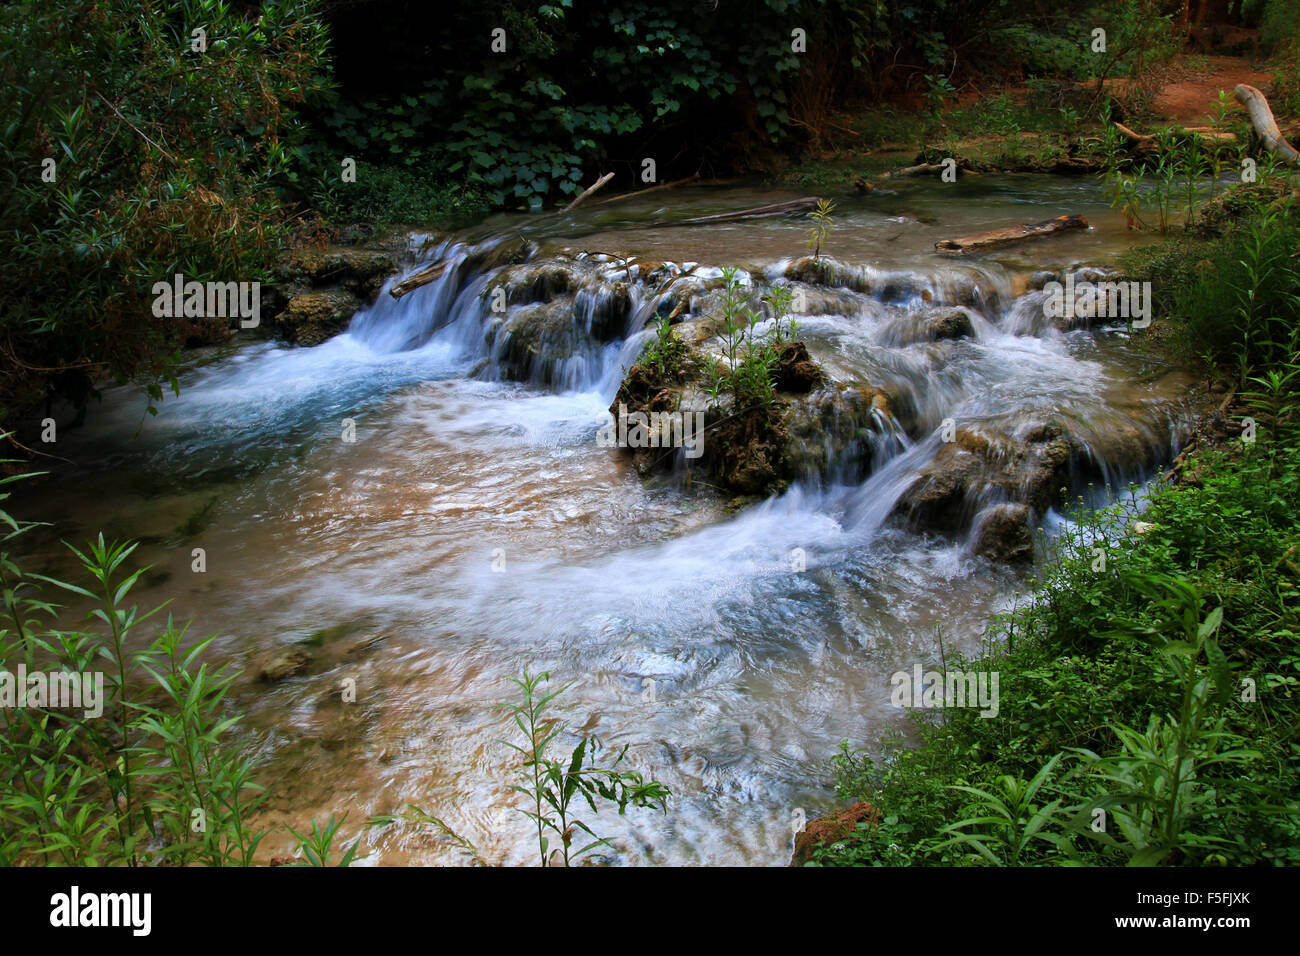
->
left=303, top=0, right=1145, bottom=214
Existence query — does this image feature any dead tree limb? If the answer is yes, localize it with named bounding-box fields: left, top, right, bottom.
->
left=936, top=215, right=1089, bottom=254
left=95, top=92, right=178, bottom=164
left=563, top=172, right=615, bottom=212
left=1114, top=122, right=1234, bottom=148
left=593, top=173, right=700, bottom=206
left=883, top=162, right=948, bottom=178
left=389, top=259, right=451, bottom=299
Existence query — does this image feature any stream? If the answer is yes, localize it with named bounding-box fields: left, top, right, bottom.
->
left=15, top=175, right=1203, bottom=866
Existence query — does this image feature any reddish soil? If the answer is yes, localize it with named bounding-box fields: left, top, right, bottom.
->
left=1147, top=54, right=1277, bottom=124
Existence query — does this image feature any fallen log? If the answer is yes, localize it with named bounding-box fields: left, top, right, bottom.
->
left=1234, top=84, right=1300, bottom=166
left=1114, top=122, right=1153, bottom=146
left=678, top=197, right=820, bottom=226
left=562, top=171, right=615, bottom=212
left=935, top=214, right=1089, bottom=254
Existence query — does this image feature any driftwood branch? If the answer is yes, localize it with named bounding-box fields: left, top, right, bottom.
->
left=936, top=214, right=1089, bottom=254
left=1113, top=121, right=1235, bottom=148
left=593, top=173, right=700, bottom=206
left=389, top=259, right=451, bottom=300
left=678, top=197, right=820, bottom=226
left=1114, top=122, right=1151, bottom=144
left=1234, top=84, right=1300, bottom=166
left=563, top=172, right=615, bottom=212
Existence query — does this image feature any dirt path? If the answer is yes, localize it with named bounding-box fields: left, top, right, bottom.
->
left=1147, top=54, right=1276, bottom=124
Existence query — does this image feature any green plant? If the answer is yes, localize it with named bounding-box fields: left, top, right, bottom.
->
left=370, top=805, right=486, bottom=865
left=935, top=754, right=1076, bottom=865
left=1207, top=90, right=1236, bottom=196
left=499, top=670, right=669, bottom=866
left=705, top=267, right=798, bottom=413
left=640, top=314, right=692, bottom=382
left=283, top=814, right=362, bottom=867
left=1229, top=202, right=1297, bottom=384
left=805, top=199, right=836, bottom=259
left=0, top=456, right=268, bottom=866
left=763, top=285, right=800, bottom=345
left=1105, top=168, right=1145, bottom=229
left=1072, top=574, right=1261, bottom=864
left=922, top=73, right=956, bottom=119
left=134, top=621, right=266, bottom=866
left=1177, top=135, right=1206, bottom=229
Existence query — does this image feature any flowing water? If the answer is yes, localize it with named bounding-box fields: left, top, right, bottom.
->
left=16, top=176, right=1204, bottom=865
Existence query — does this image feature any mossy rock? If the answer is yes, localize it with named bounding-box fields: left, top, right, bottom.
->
left=278, top=289, right=363, bottom=346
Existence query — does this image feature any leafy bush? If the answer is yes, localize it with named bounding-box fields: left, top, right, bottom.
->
left=0, top=0, right=330, bottom=424
left=0, top=467, right=266, bottom=865
left=1258, top=0, right=1300, bottom=54
left=986, top=24, right=1095, bottom=80
left=1123, top=186, right=1300, bottom=374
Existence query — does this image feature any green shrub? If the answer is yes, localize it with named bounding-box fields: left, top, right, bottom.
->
left=306, top=158, right=490, bottom=229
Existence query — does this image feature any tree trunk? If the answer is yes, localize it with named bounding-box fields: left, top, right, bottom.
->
left=1234, top=84, right=1300, bottom=166
left=593, top=173, right=700, bottom=206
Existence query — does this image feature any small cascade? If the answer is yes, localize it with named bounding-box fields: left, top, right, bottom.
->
left=334, top=236, right=1198, bottom=536
left=20, top=178, right=1217, bottom=867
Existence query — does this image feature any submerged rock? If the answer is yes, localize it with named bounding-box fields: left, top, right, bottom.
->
left=922, top=309, right=974, bottom=342
left=255, top=647, right=311, bottom=682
